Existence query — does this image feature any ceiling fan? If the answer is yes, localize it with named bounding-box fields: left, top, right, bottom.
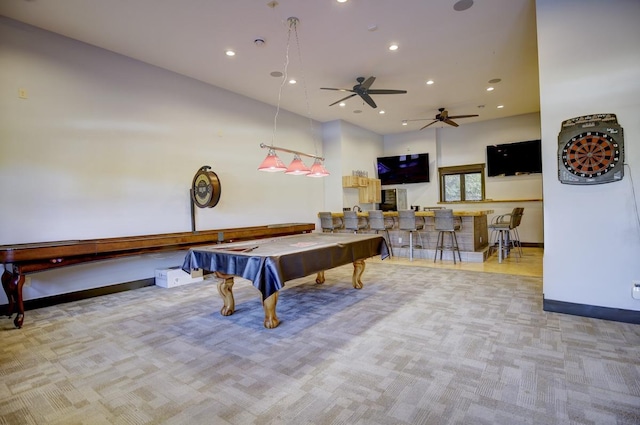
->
left=321, top=76, right=407, bottom=109
left=411, top=107, right=479, bottom=130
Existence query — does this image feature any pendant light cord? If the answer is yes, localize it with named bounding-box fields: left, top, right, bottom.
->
left=290, top=18, right=320, bottom=157
left=271, top=18, right=294, bottom=146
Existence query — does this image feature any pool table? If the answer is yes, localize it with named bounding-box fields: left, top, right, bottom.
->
left=181, top=233, right=389, bottom=328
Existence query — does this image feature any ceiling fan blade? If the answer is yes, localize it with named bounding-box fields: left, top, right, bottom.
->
left=360, top=76, right=376, bottom=89
left=420, top=120, right=438, bottom=130
left=321, top=87, right=353, bottom=92
left=359, top=93, right=377, bottom=108
left=329, top=93, right=357, bottom=106
left=448, top=114, right=479, bottom=119
left=444, top=119, right=459, bottom=127
left=366, top=89, right=407, bottom=95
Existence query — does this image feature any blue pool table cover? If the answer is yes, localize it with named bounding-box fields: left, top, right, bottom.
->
left=182, top=233, right=389, bottom=299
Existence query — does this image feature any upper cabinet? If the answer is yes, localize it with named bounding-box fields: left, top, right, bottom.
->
left=359, top=178, right=381, bottom=203
left=342, top=176, right=369, bottom=188
left=343, top=176, right=381, bottom=203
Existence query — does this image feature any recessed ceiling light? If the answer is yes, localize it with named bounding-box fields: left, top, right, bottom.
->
left=354, top=110, right=362, bottom=114
left=486, top=87, right=494, bottom=92
left=225, top=50, right=236, bottom=57
left=379, top=110, right=385, bottom=114
left=497, top=105, right=504, bottom=109
left=339, top=102, right=346, bottom=107
left=288, top=79, right=297, bottom=84
left=337, top=0, right=348, bottom=3
left=388, top=43, right=399, bottom=51
left=426, top=80, right=434, bottom=85
left=402, top=120, right=408, bottom=126
left=488, top=78, right=502, bottom=84
left=368, top=24, right=378, bottom=32
left=270, top=71, right=283, bottom=77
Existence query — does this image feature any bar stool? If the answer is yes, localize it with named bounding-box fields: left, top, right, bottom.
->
left=398, top=210, right=425, bottom=261
left=433, top=209, right=462, bottom=264
left=343, top=211, right=367, bottom=233
left=319, top=212, right=343, bottom=233
left=509, top=207, right=525, bottom=257
left=488, top=207, right=524, bottom=262
left=367, top=210, right=394, bottom=257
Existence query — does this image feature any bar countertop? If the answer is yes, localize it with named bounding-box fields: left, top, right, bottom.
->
left=325, top=210, right=494, bottom=218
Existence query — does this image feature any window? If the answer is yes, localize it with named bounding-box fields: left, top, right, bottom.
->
left=438, top=164, right=485, bottom=202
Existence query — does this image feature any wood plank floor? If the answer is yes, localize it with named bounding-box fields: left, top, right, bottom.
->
left=369, top=247, right=543, bottom=278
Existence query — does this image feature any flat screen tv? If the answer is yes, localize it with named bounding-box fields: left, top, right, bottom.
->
left=376, top=153, right=430, bottom=185
left=486, top=139, right=542, bottom=177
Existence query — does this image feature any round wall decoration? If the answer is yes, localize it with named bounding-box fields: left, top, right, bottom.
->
left=191, top=166, right=221, bottom=208
left=557, top=114, right=624, bottom=185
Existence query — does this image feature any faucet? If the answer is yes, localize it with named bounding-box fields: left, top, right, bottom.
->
left=353, top=205, right=362, bottom=212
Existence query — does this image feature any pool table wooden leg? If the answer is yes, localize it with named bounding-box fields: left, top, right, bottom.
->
left=214, top=272, right=235, bottom=316
left=352, top=259, right=365, bottom=289
left=315, top=271, right=325, bottom=284
left=262, top=292, right=280, bottom=329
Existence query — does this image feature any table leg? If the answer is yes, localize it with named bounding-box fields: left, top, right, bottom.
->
left=1, top=269, right=13, bottom=317
left=2, top=269, right=25, bottom=328
left=409, top=232, right=414, bottom=261
left=315, top=271, right=325, bottom=284
left=352, top=259, right=365, bottom=289
left=214, top=272, right=235, bottom=316
left=262, top=292, right=279, bottom=329
left=498, top=231, right=504, bottom=263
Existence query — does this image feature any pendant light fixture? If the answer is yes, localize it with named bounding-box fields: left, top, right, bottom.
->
left=257, top=148, right=287, bottom=172
left=285, top=154, right=311, bottom=175
left=307, top=158, right=330, bottom=178
left=257, top=16, right=329, bottom=177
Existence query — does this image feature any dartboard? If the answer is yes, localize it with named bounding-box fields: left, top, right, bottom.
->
left=557, top=114, right=624, bottom=185
left=560, top=131, right=620, bottom=178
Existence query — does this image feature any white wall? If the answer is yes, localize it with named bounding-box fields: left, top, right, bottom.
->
left=0, top=18, right=325, bottom=302
left=320, top=120, right=345, bottom=212
left=537, top=0, right=640, bottom=311
left=338, top=121, right=384, bottom=210
left=382, top=128, right=438, bottom=210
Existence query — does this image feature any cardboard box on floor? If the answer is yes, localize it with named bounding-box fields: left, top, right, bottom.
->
left=155, top=267, right=203, bottom=288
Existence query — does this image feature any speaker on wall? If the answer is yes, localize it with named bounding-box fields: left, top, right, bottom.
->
left=557, top=113, right=624, bottom=185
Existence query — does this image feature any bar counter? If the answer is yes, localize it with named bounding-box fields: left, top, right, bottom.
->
left=328, top=210, right=493, bottom=218
left=322, top=210, right=494, bottom=261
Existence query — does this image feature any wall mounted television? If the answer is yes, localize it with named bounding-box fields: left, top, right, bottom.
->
left=486, top=139, right=542, bottom=177
left=376, top=153, right=430, bottom=185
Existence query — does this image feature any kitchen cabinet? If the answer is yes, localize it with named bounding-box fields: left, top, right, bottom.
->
left=342, top=176, right=369, bottom=188
left=343, top=176, right=381, bottom=203
left=359, top=178, right=381, bottom=203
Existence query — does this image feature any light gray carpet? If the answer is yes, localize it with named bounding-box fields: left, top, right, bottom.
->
left=1, top=262, right=639, bottom=425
